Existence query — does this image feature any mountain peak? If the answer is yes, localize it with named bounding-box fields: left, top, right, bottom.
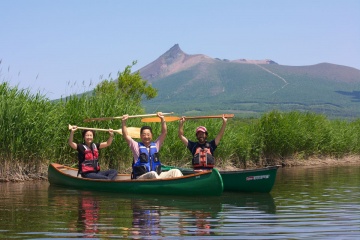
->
left=165, top=44, right=183, bottom=55
left=139, top=44, right=212, bottom=82
left=159, top=44, right=185, bottom=64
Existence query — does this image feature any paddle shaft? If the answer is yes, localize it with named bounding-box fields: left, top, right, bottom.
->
left=69, top=124, right=120, bottom=133
left=185, top=114, right=234, bottom=120
left=68, top=124, right=141, bottom=138
left=141, top=114, right=235, bottom=123
left=84, top=112, right=173, bottom=122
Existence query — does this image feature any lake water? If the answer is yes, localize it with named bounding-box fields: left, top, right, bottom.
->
left=0, top=164, right=359, bottom=239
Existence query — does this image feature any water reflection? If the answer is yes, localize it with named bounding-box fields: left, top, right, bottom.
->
left=131, top=199, right=161, bottom=237
left=49, top=189, right=102, bottom=238
left=76, top=191, right=100, bottom=238
left=1, top=165, right=358, bottom=239
left=46, top=185, right=276, bottom=238
left=221, top=192, right=276, bottom=214
left=129, top=194, right=222, bottom=237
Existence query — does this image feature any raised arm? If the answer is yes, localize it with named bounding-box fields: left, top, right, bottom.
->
left=99, top=129, right=114, bottom=149
left=214, top=114, right=228, bottom=146
left=68, top=125, right=78, bottom=150
left=178, top=117, right=188, bottom=146
left=121, top=114, right=133, bottom=144
left=157, top=112, right=167, bottom=143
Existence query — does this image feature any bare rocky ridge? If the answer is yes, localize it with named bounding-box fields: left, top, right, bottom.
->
left=139, top=44, right=360, bottom=84
left=140, top=44, right=278, bottom=83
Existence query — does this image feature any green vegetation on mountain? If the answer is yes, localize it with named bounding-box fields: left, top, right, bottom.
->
left=143, top=62, right=360, bottom=119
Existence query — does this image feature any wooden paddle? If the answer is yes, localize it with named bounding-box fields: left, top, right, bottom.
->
left=83, top=112, right=174, bottom=122
left=141, top=114, right=235, bottom=123
left=68, top=124, right=141, bottom=139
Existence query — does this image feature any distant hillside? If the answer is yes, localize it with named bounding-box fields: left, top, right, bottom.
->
left=139, top=44, right=360, bottom=119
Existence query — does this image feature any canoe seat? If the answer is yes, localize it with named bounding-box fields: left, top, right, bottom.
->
left=115, top=175, right=131, bottom=181
left=62, top=170, right=80, bottom=177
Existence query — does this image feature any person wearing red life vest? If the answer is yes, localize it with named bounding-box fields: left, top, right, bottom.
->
left=178, top=114, right=228, bottom=170
left=68, top=126, right=118, bottom=180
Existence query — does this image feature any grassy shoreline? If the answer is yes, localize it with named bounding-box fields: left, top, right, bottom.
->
left=2, top=74, right=360, bottom=182
left=1, top=155, right=359, bottom=182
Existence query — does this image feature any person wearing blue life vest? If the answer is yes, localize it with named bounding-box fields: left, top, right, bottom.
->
left=178, top=114, right=228, bottom=171
left=68, top=126, right=118, bottom=180
left=122, top=112, right=182, bottom=180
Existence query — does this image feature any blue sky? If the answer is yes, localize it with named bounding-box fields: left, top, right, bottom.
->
left=1, top=0, right=359, bottom=100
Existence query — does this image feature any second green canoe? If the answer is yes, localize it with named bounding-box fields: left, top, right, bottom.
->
left=161, top=165, right=279, bottom=193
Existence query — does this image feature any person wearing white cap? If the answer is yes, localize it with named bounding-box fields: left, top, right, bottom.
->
left=178, top=115, right=228, bottom=170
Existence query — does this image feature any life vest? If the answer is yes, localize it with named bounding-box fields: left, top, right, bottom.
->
left=132, top=142, right=161, bottom=179
left=80, top=143, right=100, bottom=174
left=192, top=143, right=215, bottom=169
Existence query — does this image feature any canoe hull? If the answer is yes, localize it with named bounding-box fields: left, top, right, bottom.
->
left=48, top=163, right=223, bottom=196
left=161, top=165, right=279, bottom=193
left=219, top=166, right=279, bottom=193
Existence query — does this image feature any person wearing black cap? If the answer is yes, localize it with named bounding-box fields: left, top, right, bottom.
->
left=178, top=115, right=228, bottom=170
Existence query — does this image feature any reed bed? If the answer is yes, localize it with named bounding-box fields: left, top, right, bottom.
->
left=1, top=80, right=360, bottom=180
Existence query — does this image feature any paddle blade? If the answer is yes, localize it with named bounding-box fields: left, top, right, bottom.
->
left=141, top=116, right=181, bottom=123
left=115, top=127, right=141, bottom=138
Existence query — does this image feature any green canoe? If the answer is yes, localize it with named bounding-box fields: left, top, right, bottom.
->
left=48, top=163, right=223, bottom=196
left=161, top=165, right=279, bottom=193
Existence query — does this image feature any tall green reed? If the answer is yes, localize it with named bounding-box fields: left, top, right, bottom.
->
left=0, top=62, right=158, bottom=176
left=1, top=80, right=360, bottom=176
left=0, top=82, right=53, bottom=162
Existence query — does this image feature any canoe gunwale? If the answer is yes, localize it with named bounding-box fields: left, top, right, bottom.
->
left=50, top=163, right=217, bottom=183
left=219, top=165, right=280, bottom=175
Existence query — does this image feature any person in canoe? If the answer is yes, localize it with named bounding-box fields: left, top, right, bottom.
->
left=178, top=114, right=228, bottom=171
left=122, top=112, right=183, bottom=180
left=68, top=126, right=118, bottom=180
